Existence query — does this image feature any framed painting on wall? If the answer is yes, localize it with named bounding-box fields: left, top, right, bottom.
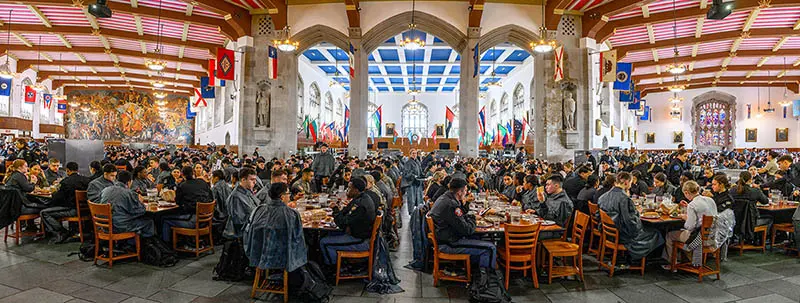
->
left=745, top=128, right=757, bottom=142
left=646, top=132, right=655, bottom=144
left=627, top=127, right=632, bottom=141
left=595, top=119, right=602, bottom=136
left=634, top=130, right=638, bottom=143
left=435, top=124, right=445, bottom=137
left=611, top=125, right=616, bottom=138
left=673, top=131, right=683, bottom=144
left=385, top=123, right=396, bottom=137
left=776, top=128, right=789, bottom=142
left=621, top=130, right=625, bottom=141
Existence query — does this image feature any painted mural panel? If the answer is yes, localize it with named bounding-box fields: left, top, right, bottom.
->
left=64, top=90, right=194, bottom=144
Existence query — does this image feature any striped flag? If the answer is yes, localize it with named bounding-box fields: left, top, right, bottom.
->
left=43, top=94, right=53, bottom=109
left=268, top=46, right=278, bottom=80
left=349, top=43, right=356, bottom=79
left=478, top=106, right=486, bottom=135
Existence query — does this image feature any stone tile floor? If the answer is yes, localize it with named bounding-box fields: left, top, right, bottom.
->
left=2, top=216, right=800, bottom=303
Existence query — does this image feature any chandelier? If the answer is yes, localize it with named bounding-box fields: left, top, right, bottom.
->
left=328, top=79, right=342, bottom=88
left=147, top=1, right=168, bottom=71
left=151, top=79, right=166, bottom=88
left=665, top=0, right=685, bottom=75
left=400, top=0, right=425, bottom=50
left=68, top=99, right=80, bottom=107
left=668, top=83, right=685, bottom=93
left=154, top=91, right=168, bottom=100
left=0, top=9, right=15, bottom=79
left=530, top=5, right=557, bottom=53
left=669, top=94, right=684, bottom=103
left=485, top=46, right=503, bottom=87
left=408, top=47, right=421, bottom=95
left=145, top=59, right=167, bottom=71
left=80, top=104, right=91, bottom=112
left=273, top=2, right=299, bottom=52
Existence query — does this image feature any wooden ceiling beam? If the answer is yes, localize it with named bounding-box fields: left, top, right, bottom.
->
left=177, top=0, right=251, bottom=37
left=468, top=0, right=485, bottom=28
left=583, top=0, right=659, bottom=40
left=618, top=28, right=799, bottom=59
left=544, top=0, right=571, bottom=29
left=594, top=0, right=798, bottom=42
left=0, top=45, right=207, bottom=67
left=633, top=64, right=793, bottom=82
left=638, top=76, right=800, bottom=91
left=344, top=0, right=361, bottom=28
left=63, top=85, right=192, bottom=97
left=17, top=60, right=206, bottom=78
left=2, top=0, right=239, bottom=40
left=49, top=73, right=199, bottom=87
left=0, top=24, right=219, bottom=53
left=40, top=71, right=197, bottom=82
left=53, top=79, right=196, bottom=90
left=642, top=81, right=799, bottom=96
left=632, top=49, right=800, bottom=69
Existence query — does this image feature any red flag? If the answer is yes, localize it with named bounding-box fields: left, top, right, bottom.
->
left=208, top=59, right=216, bottom=83
left=193, top=89, right=208, bottom=107
left=216, top=48, right=235, bottom=81
left=24, top=86, right=36, bottom=103
left=431, top=128, right=437, bottom=146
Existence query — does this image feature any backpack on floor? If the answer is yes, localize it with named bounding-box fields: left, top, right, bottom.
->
left=141, top=237, right=179, bottom=267
left=468, top=267, right=513, bottom=303
left=212, top=239, right=250, bottom=281
left=291, top=261, right=332, bottom=303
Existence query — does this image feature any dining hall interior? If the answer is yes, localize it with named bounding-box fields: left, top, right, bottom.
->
left=2, top=0, right=800, bottom=302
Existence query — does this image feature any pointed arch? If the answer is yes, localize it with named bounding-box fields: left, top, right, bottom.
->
left=362, top=11, right=467, bottom=52
left=478, top=25, right=540, bottom=55
left=291, top=25, right=350, bottom=54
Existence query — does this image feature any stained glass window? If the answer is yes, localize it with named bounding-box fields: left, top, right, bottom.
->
left=695, top=101, right=733, bottom=148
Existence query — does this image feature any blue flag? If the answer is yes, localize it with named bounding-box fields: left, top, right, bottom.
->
left=640, top=106, right=650, bottom=120
left=613, top=62, right=632, bottom=91
left=619, top=90, right=640, bottom=102
left=200, top=76, right=215, bottom=99
left=0, top=78, right=10, bottom=96
left=186, top=101, right=196, bottom=119
left=628, top=98, right=642, bottom=110
left=794, top=100, right=800, bottom=117
left=472, top=42, right=479, bottom=78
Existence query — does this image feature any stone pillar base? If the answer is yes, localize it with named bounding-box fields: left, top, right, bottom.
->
left=561, top=130, right=579, bottom=149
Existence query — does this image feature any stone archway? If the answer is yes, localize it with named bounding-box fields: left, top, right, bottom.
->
left=291, top=25, right=350, bottom=54
left=690, top=90, right=737, bottom=151
left=362, top=11, right=467, bottom=52
left=477, top=25, right=539, bottom=55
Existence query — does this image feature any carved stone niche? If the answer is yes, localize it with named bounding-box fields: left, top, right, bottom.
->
left=559, top=80, right=579, bottom=149
left=690, top=90, right=737, bottom=152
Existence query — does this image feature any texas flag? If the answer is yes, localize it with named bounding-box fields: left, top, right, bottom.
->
left=24, top=86, right=36, bottom=103
left=267, top=46, right=278, bottom=80
left=43, top=94, right=53, bottom=109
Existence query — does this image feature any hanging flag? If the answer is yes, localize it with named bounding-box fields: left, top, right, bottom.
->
left=407, top=131, right=413, bottom=145
left=24, top=86, right=36, bottom=103
left=186, top=100, right=196, bottom=119
left=478, top=105, right=486, bottom=135
left=554, top=46, right=564, bottom=82
left=216, top=48, right=236, bottom=81
left=308, top=120, right=318, bottom=143
left=300, top=116, right=310, bottom=138
left=513, top=119, right=523, bottom=144
left=600, top=50, right=617, bottom=82
left=372, top=105, right=382, bottom=136
left=43, top=94, right=53, bottom=109
left=431, top=128, right=437, bottom=146
left=268, top=46, right=278, bottom=80
left=0, top=78, right=10, bottom=96
left=343, top=105, right=351, bottom=141
left=619, top=90, right=635, bottom=102
left=628, top=96, right=642, bottom=110
left=57, top=99, right=67, bottom=114
left=613, top=62, right=632, bottom=91
left=208, top=59, right=216, bottom=84
left=193, top=88, right=208, bottom=107
left=521, top=117, right=529, bottom=142
left=337, top=128, right=345, bottom=142
left=640, top=106, right=650, bottom=121
left=200, top=76, right=215, bottom=99
left=392, top=129, right=398, bottom=144
left=445, top=106, right=455, bottom=138
left=472, top=42, right=480, bottom=78
left=369, top=129, right=375, bottom=145
left=349, top=43, right=356, bottom=79
left=747, top=104, right=751, bottom=119
left=505, top=121, right=514, bottom=143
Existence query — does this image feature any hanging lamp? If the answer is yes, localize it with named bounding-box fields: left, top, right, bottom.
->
left=763, top=71, right=776, bottom=113
left=485, top=47, right=502, bottom=87
left=530, top=4, right=557, bottom=53
left=0, top=9, right=15, bottom=79
left=145, top=1, right=167, bottom=71
left=399, top=0, right=425, bottom=50
left=408, top=49, right=420, bottom=96
left=664, top=0, right=685, bottom=75
left=329, top=53, right=343, bottom=88
left=273, top=0, right=299, bottom=52
left=31, top=36, right=47, bottom=92
left=780, top=57, right=792, bottom=107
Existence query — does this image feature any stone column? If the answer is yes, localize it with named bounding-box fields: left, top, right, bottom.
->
left=239, top=16, right=298, bottom=159
left=458, top=27, right=480, bottom=158
left=347, top=28, right=369, bottom=158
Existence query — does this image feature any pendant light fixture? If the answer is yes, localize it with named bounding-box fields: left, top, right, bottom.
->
left=485, top=47, right=502, bottom=87
left=664, top=0, right=686, bottom=75
left=756, top=86, right=763, bottom=118
left=273, top=0, right=299, bottom=52
left=780, top=57, right=792, bottom=108
left=399, top=0, right=425, bottom=50
left=31, top=36, right=47, bottom=92
left=329, top=53, right=342, bottom=88
left=530, top=4, right=557, bottom=53
left=145, top=1, right=167, bottom=71
left=154, top=91, right=168, bottom=100
left=51, top=53, right=67, bottom=100
left=0, top=9, right=15, bottom=79
left=408, top=49, right=420, bottom=96
left=763, top=70, right=776, bottom=113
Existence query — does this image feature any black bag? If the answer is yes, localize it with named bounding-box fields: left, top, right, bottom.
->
left=291, top=261, right=332, bottom=303
left=78, top=241, right=96, bottom=262
left=141, top=237, right=178, bottom=267
left=212, top=239, right=251, bottom=282
left=469, top=268, right=513, bottom=303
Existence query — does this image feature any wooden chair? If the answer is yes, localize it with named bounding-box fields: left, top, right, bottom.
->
left=498, top=222, right=542, bottom=289
left=587, top=202, right=601, bottom=256
left=733, top=225, right=768, bottom=255
left=598, top=210, right=646, bottom=277
left=670, top=215, right=721, bottom=282
left=335, top=214, right=383, bottom=285
left=543, top=211, right=589, bottom=284
left=251, top=268, right=288, bottom=303
left=60, top=190, right=91, bottom=243
left=771, top=223, right=796, bottom=252
left=172, top=201, right=216, bottom=258
left=87, top=202, right=140, bottom=268
left=4, top=213, right=45, bottom=245
left=426, top=216, right=471, bottom=286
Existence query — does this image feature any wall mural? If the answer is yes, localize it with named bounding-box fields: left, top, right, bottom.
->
left=64, top=90, right=194, bottom=144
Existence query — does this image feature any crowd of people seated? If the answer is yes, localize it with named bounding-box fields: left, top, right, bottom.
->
left=2, top=137, right=800, bottom=299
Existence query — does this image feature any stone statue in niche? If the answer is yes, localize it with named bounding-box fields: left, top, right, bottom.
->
left=255, top=80, right=271, bottom=127
left=561, top=81, right=577, bottom=131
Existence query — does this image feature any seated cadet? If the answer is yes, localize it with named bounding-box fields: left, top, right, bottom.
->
left=256, top=169, right=288, bottom=202
left=41, top=162, right=90, bottom=243
left=498, top=174, right=516, bottom=201
left=223, top=168, right=260, bottom=240
left=243, top=182, right=308, bottom=274
left=99, top=171, right=156, bottom=238
left=210, top=170, right=232, bottom=226
left=320, top=178, right=376, bottom=265
left=651, top=172, right=676, bottom=197
left=87, top=164, right=118, bottom=202
left=533, top=175, right=574, bottom=228
left=88, top=161, right=103, bottom=181
left=44, top=158, right=66, bottom=185
left=130, top=166, right=155, bottom=195
left=430, top=178, right=496, bottom=269
left=291, top=168, right=314, bottom=198
left=663, top=180, right=717, bottom=270
left=516, top=175, right=540, bottom=213
left=162, top=166, right=213, bottom=242
left=629, top=170, right=650, bottom=197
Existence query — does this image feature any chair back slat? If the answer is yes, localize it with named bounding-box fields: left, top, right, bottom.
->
left=700, top=215, right=714, bottom=242
left=195, top=201, right=216, bottom=228
left=75, top=190, right=89, bottom=217
left=369, top=213, right=383, bottom=252
left=426, top=216, right=439, bottom=252
left=503, top=223, right=542, bottom=254
left=571, top=212, right=590, bottom=249
left=588, top=202, right=599, bottom=231
left=599, top=210, right=619, bottom=245
left=88, top=202, right=112, bottom=234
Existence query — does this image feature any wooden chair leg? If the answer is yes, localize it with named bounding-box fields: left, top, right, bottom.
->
left=609, top=249, right=617, bottom=278
left=640, top=257, right=646, bottom=277
left=3, top=226, right=7, bottom=243
left=15, top=219, right=20, bottom=246
left=78, top=220, right=84, bottom=243
left=671, top=242, right=678, bottom=270
left=761, top=229, right=768, bottom=253
left=771, top=229, right=778, bottom=252
left=335, top=254, right=342, bottom=286
left=432, top=257, right=439, bottom=287
left=172, top=230, right=178, bottom=252
left=283, top=270, right=289, bottom=303
left=135, top=236, right=141, bottom=262
left=251, top=268, right=261, bottom=298
left=108, top=239, right=114, bottom=268
left=93, top=237, right=100, bottom=266
left=195, top=234, right=200, bottom=258
left=504, top=260, right=510, bottom=289
left=715, top=251, right=721, bottom=280
left=465, top=258, right=471, bottom=282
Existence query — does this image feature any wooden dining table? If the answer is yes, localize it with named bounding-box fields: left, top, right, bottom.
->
left=758, top=203, right=798, bottom=212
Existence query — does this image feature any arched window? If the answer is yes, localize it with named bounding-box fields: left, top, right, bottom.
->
left=297, top=76, right=304, bottom=128
left=500, top=92, right=510, bottom=123
left=489, top=99, right=497, bottom=126
left=367, top=102, right=378, bottom=136
left=324, top=92, right=333, bottom=123
left=402, top=102, right=428, bottom=136
left=308, top=82, right=321, bottom=121
left=513, top=83, right=525, bottom=119
left=336, top=98, right=343, bottom=125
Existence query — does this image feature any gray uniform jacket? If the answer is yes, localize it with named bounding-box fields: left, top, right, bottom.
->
left=211, top=180, right=233, bottom=222
left=401, top=158, right=422, bottom=188
left=99, top=184, right=155, bottom=237
left=597, top=187, right=664, bottom=259
left=224, top=185, right=260, bottom=239
left=311, top=151, right=336, bottom=177
left=87, top=177, right=116, bottom=203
